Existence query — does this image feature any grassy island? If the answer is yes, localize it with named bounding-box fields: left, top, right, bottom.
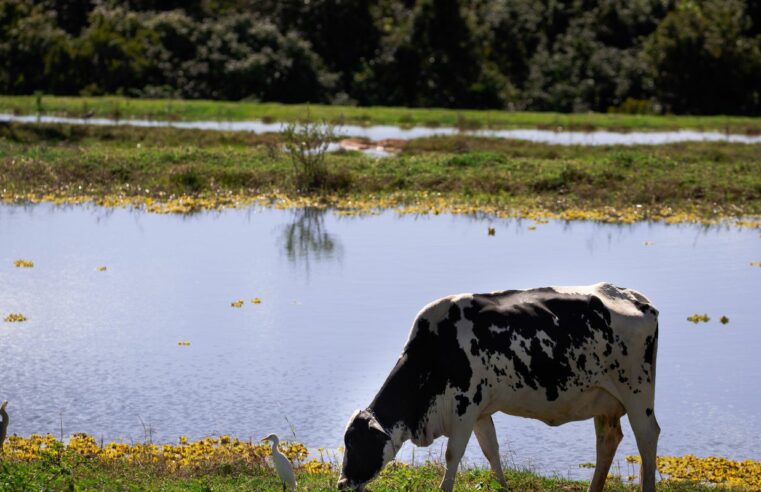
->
left=0, top=121, right=759, bottom=224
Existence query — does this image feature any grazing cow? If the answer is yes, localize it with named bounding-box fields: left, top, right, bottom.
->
left=338, top=283, right=659, bottom=492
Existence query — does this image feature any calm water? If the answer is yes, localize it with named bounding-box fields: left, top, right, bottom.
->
left=0, top=204, right=759, bottom=479
left=3, top=113, right=761, bottom=146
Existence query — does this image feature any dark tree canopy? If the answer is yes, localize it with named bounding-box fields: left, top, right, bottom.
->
left=1, top=0, right=760, bottom=114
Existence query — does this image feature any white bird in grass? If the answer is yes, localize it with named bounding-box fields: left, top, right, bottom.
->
left=261, top=433, right=297, bottom=491
left=0, top=400, right=8, bottom=454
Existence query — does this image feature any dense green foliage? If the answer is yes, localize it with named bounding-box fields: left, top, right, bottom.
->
left=1, top=0, right=760, bottom=115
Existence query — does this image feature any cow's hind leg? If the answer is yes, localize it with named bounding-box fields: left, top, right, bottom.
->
left=628, top=409, right=660, bottom=492
left=588, top=415, right=623, bottom=492
left=474, top=415, right=508, bottom=491
left=440, top=424, right=474, bottom=492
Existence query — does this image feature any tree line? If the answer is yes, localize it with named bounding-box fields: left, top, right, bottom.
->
left=1, top=0, right=760, bottom=115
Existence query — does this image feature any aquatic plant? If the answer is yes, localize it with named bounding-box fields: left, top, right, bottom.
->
left=687, top=314, right=710, bottom=323
left=1, top=188, right=760, bottom=228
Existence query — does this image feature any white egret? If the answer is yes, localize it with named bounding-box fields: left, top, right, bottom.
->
left=261, top=433, right=297, bottom=491
left=0, top=400, right=8, bottom=453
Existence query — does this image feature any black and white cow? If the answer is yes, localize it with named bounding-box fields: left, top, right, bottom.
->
left=338, top=283, right=660, bottom=492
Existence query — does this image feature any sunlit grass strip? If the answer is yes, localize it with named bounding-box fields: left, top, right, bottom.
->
left=2, top=95, right=761, bottom=132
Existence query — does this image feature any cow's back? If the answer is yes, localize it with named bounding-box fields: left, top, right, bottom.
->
left=408, top=283, right=656, bottom=410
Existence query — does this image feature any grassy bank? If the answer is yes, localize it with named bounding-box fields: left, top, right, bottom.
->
left=0, top=460, right=734, bottom=491
left=0, top=434, right=746, bottom=491
left=1, top=122, right=759, bottom=223
left=2, top=95, right=761, bottom=133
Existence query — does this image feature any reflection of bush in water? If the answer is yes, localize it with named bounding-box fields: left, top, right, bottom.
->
left=281, top=208, right=342, bottom=264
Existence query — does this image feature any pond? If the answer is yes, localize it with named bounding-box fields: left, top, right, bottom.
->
left=3, top=113, right=761, bottom=146
left=0, top=203, right=759, bottom=480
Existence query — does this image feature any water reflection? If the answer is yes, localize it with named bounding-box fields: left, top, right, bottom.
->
left=279, top=208, right=343, bottom=269
left=4, top=113, right=761, bottom=145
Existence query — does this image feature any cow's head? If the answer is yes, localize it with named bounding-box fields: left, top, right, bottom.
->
left=337, top=409, right=394, bottom=490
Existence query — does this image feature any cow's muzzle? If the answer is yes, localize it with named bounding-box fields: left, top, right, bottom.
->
left=337, top=478, right=364, bottom=491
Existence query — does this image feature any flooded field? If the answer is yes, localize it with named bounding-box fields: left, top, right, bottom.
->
left=3, top=113, right=761, bottom=145
left=0, top=203, right=759, bottom=479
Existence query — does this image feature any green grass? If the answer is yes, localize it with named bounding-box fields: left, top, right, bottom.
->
left=0, top=459, right=733, bottom=491
left=1, top=122, right=759, bottom=220
left=2, top=95, right=761, bottom=132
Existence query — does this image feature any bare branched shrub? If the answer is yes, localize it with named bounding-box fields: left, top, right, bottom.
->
left=282, top=115, right=336, bottom=192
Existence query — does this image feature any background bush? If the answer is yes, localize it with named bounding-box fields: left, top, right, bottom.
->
left=1, top=0, right=760, bottom=115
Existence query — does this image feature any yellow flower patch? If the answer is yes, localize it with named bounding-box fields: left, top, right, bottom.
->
left=2, top=434, right=312, bottom=474
left=627, top=455, right=761, bottom=489
left=3, top=190, right=759, bottom=227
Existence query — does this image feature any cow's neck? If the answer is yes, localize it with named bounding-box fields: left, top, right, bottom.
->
left=368, top=348, right=451, bottom=448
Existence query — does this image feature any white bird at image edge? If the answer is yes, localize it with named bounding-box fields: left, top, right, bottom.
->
left=261, top=433, right=297, bottom=491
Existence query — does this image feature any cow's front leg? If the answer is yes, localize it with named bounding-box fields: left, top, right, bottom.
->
left=440, top=424, right=473, bottom=492
left=474, top=415, right=508, bottom=490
